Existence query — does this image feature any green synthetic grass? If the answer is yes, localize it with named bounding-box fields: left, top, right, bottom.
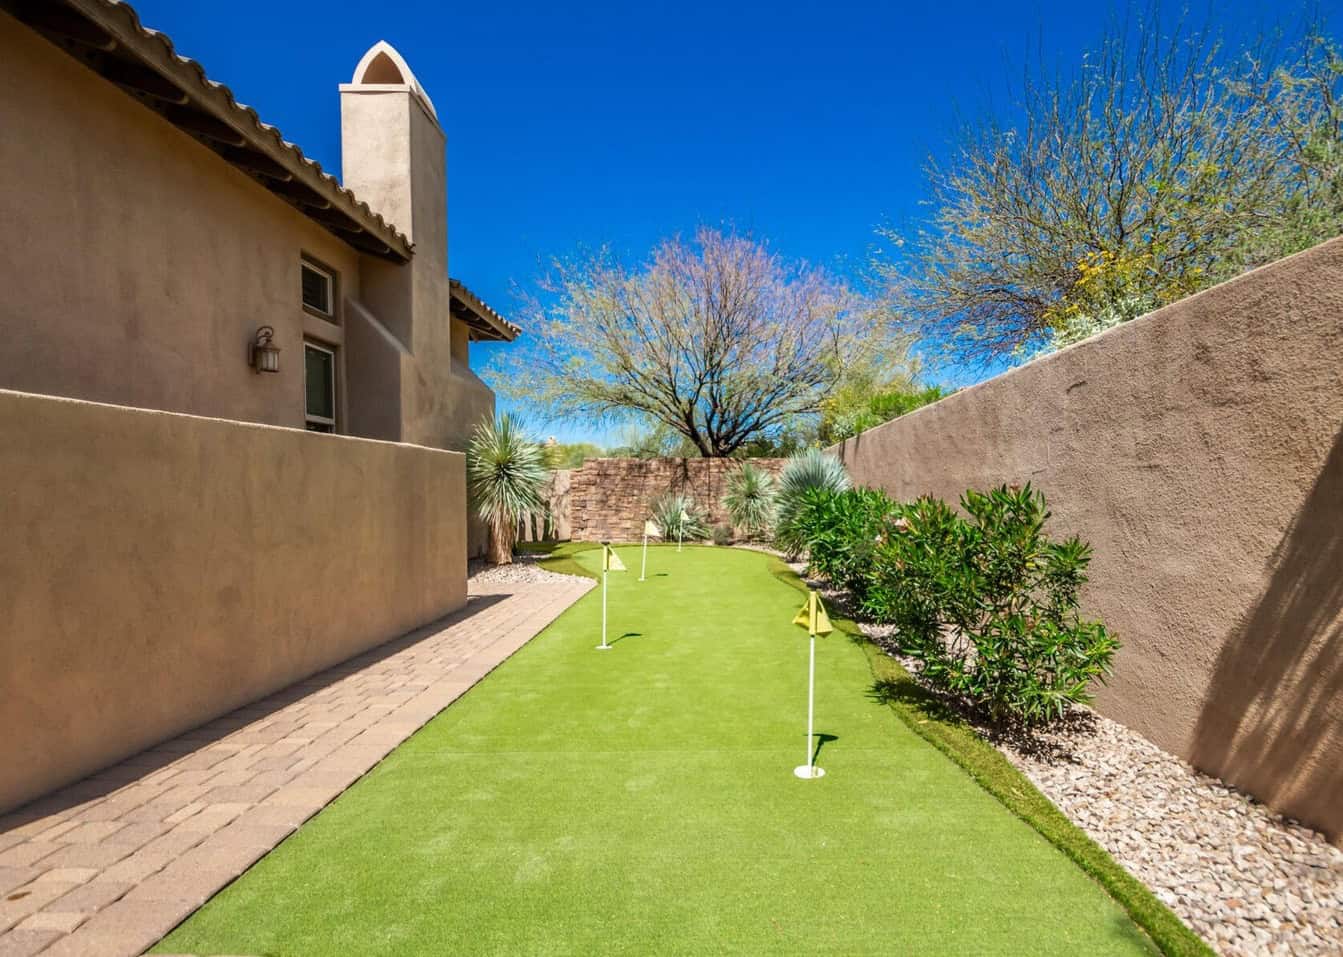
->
left=157, top=546, right=1163, bottom=956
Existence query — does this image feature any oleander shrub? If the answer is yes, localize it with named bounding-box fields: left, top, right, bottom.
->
left=792, top=487, right=902, bottom=601
left=862, top=483, right=1118, bottom=724
left=649, top=492, right=708, bottom=542
left=774, top=449, right=851, bottom=557
left=721, top=463, right=777, bottom=539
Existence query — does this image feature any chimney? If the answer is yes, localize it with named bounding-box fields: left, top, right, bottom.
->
left=339, top=41, right=447, bottom=347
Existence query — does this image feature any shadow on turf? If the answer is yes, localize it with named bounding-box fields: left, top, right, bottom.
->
left=811, top=733, right=838, bottom=765
left=609, top=631, right=643, bottom=645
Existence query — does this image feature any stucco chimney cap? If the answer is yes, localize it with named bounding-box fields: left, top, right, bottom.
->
left=349, top=41, right=437, bottom=121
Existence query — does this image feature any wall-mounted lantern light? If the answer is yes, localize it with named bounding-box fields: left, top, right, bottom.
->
left=249, top=325, right=280, bottom=373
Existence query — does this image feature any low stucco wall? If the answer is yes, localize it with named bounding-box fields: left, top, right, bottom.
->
left=830, top=237, right=1343, bottom=844
left=0, top=389, right=467, bottom=814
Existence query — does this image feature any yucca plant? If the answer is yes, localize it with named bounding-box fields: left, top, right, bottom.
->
left=721, top=463, right=777, bottom=539
left=774, top=449, right=851, bottom=557
left=648, top=492, right=708, bottom=543
left=467, top=413, right=549, bottom=565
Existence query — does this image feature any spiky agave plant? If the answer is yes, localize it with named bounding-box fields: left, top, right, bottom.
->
left=774, top=449, right=851, bottom=557
left=722, top=463, right=777, bottom=540
left=467, top=413, right=549, bottom=565
left=648, top=492, right=708, bottom=543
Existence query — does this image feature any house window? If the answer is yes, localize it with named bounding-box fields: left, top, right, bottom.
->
left=301, top=260, right=335, bottom=319
left=304, top=341, right=337, bottom=433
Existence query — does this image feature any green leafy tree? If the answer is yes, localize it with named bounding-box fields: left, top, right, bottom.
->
left=878, top=19, right=1343, bottom=365
left=543, top=440, right=605, bottom=469
left=818, top=380, right=951, bottom=445
left=467, top=414, right=549, bottom=565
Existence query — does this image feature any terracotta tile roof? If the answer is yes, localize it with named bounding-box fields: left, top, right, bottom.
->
left=450, top=279, right=521, bottom=341
left=7, top=0, right=414, bottom=262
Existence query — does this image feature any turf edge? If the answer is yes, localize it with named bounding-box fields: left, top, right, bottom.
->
left=529, top=540, right=1211, bottom=956
left=761, top=551, right=1214, bottom=957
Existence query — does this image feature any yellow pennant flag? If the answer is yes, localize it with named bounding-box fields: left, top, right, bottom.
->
left=603, top=543, right=626, bottom=572
left=644, top=520, right=661, bottom=539
left=792, top=591, right=833, bottom=636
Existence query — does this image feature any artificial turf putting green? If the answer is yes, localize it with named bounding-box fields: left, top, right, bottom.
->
left=156, top=545, right=1156, bottom=956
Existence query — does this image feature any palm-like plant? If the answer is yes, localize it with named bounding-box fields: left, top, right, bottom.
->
left=648, top=492, right=708, bottom=543
left=774, top=449, right=851, bottom=557
left=467, top=414, right=549, bottom=565
left=722, top=463, right=777, bottom=539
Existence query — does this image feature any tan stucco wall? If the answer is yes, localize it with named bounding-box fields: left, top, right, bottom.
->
left=0, top=388, right=467, bottom=815
left=340, top=77, right=495, bottom=557
left=0, top=13, right=363, bottom=429
left=830, top=236, right=1343, bottom=845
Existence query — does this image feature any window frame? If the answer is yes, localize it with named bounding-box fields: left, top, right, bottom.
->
left=303, top=340, right=338, bottom=433
left=300, top=258, right=337, bottom=322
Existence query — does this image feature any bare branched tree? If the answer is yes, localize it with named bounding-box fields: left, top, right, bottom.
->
left=494, top=228, right=906, bottom=457
left=879, top=17, right=1343, bottom=365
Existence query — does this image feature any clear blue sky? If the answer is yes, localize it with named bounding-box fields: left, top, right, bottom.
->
left=132, top=0, right=1330, bottom=443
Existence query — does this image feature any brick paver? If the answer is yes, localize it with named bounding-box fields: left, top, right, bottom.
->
left=0, top=577, right=593, bottom=957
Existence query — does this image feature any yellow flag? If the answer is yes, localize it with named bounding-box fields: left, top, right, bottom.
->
left=792, top=591, right=833, bottom=636
left=603, top=544, right=626, bottom=572
left=644, top=520, right=660, bottom=539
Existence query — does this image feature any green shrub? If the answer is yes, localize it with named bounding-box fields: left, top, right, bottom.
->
left=649, top=492, right=708, bottom=542
left=774, top=450, right=851, bottom=557
left=791, top=487, right=902, bottom=600
left=721, top=463, right=777, bottom=539
left=863, top=484, right=1118, bottom=725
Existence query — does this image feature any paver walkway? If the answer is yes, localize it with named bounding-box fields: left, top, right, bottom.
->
left=0, top=576, right=593, bottom=957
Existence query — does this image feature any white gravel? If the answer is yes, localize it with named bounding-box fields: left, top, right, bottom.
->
left=802, top=566, right=1343, bottom=957
left=467, top=554, right=591, bottom=587
left=987, top=707, right=1343, bottom=957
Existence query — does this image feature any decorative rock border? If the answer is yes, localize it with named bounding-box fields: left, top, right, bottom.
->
left=860, top=618, right=1343, bottom=957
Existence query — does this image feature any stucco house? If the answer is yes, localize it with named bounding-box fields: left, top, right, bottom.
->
left=0, top=0, right=516, bottom=455
left=0, top=0, right=525, bottom=819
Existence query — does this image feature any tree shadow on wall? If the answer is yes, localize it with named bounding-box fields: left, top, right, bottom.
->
left=1189, top=427, right=1343, bottom=837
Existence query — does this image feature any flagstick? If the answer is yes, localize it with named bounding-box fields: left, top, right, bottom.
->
left=597, top=562, right=611, bottom=650
left=677, top=526, right=683, bottom=553
left=639, top=532, right=648, bottom=581
left=795, top=594, right=825, bottom=780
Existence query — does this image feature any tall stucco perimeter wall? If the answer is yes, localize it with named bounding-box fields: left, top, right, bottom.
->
left=0, top=389, right=468, bottom=814
left=830, top=237, right=1343, bottom=844
left=567, top=458, right=784, bottom=542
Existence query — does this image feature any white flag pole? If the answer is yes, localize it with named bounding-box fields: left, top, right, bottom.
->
left=677, top=525, right=683, bottom=553
left=794, top=594, right=825, bottom=779
left=640, top=531, right=648, bottom=581
left=596, top=547, right=612, bottom=651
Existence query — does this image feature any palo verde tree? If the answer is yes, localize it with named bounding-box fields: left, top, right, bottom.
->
left=879, top=17, right=1343, bottom=365
left=496, top=228, right=905, bottom=457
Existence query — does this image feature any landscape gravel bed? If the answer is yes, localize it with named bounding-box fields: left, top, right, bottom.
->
left=855, top=618, right=1343, bottom=957
left=467, top=554, right=592, bottom=587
